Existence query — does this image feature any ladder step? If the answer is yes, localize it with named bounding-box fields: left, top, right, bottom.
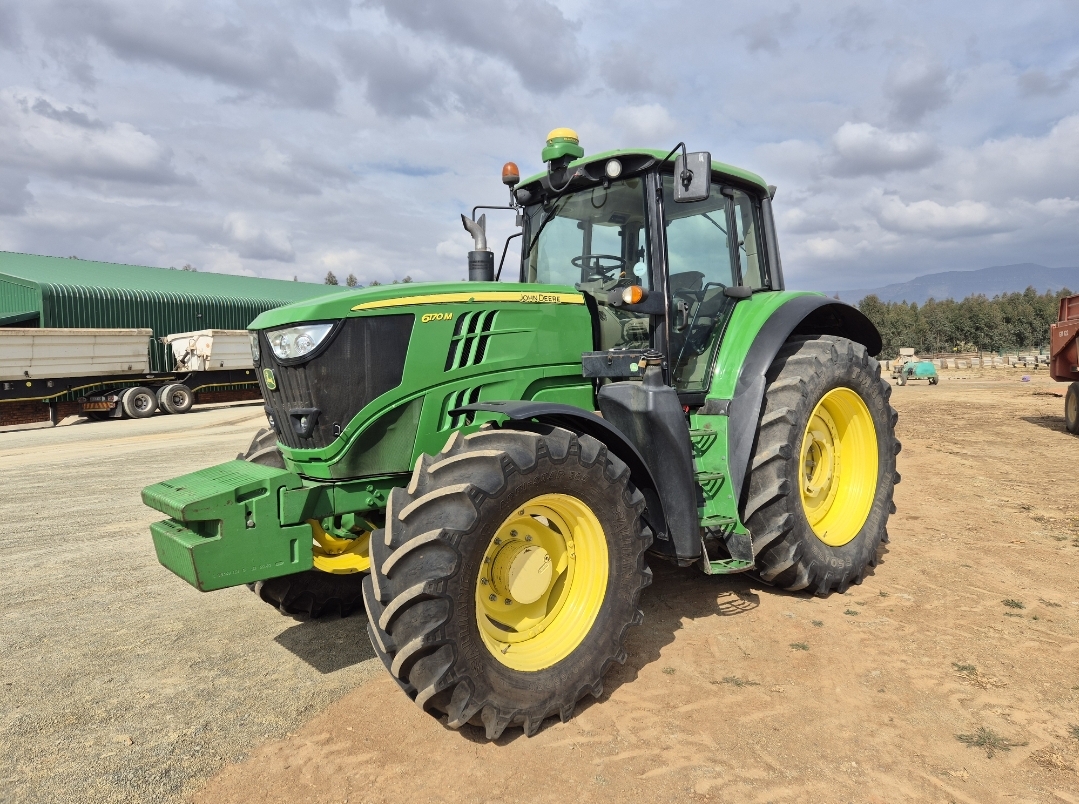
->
left=688, top=429, right=717, bottom=438
left=696, top=472, right=726, bottom=483
left=706, top=558, right=754, bottom=575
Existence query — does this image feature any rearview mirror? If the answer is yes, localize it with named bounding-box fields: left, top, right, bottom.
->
left=673, top=151, right=711, bottom=203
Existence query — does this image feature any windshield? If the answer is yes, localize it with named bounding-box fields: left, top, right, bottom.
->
left=523, top=178, right=650, bottom=291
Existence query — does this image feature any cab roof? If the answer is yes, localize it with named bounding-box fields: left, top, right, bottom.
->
left=519, top=148, right=769, bottom=194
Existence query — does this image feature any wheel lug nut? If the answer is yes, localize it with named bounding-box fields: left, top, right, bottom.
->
left=510, top=530, right=517, bottom=537
left=480, top=578, right=488, bottom=585
left=489, top=594, right=497, bottom=601
left=504, top=598, right=512, bottom=605
left=525, top=535, right=532, bottom=542
left=493, top=537, right=501, bottom=545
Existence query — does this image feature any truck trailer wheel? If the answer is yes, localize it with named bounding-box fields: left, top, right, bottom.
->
left=363, top=423, right=652, bottom=739
left=122, top=387, right=157, bottom=418
left=1065, top=383, right=1079, bottom=434
left=158, top=384, right=194, bottom=414
left=239, top=428, right=367, bottom=618
left=745, top=335, right=900, bottom=596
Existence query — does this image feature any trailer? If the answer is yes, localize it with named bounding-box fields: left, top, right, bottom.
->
left=0, top=327, right=258, bottom=424
left=1049, top=294, right=1079, bottom=433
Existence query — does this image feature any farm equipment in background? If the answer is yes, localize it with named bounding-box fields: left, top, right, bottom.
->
left=890, top=348, right=938, bottom=385
left=0, top=327, right=258, bottom=422
left=142, top=129, right=900, bottom=739
left=1050, top=293, right=1079, bottom=433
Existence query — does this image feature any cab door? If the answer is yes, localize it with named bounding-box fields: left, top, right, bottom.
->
left=658, top=175, right=771, bottom=399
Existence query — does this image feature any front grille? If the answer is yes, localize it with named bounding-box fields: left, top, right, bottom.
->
left=258, top=315, right=414, bottom=449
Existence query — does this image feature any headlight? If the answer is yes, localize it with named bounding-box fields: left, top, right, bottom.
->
left=267, top=323, right=335, bottom=361
left=248, top=331, right=260, bottom=364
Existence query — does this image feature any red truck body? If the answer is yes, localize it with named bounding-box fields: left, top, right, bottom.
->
left=1049, top=294, right=1079, bottom=382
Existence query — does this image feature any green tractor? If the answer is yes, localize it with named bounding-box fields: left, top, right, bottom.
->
left=143, top=129, right=899, bottom=739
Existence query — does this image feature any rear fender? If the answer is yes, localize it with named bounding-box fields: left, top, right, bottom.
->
left=718, top=297, right=882, bottom=513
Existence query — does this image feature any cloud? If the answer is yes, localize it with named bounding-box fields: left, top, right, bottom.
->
left=884, top=53, right=952, bottom=124
left=962, top=114, right=1079, bottom=200
left=600, top=42, right=664, bottom=94
left=737, top=5, right=800, bottom=54
left=612, top=104, right=676, bottom=144
left=829, top=122, right=939, bottom=176
left=869, top=193, right=1012, bottom=238
left=366, top=0, right=583, bottom=93
left=222, top=213, right=295, bottom=262
left=35, top=0, right=338, bottom=109
left=0, top=88, right=181, bottom=184
left=1018, top=61, right=1079, bottom=97
left=0, top=168, right=31, bottom=215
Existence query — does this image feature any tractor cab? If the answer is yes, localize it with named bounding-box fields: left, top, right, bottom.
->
left=467, top=130, right=784, bottom=402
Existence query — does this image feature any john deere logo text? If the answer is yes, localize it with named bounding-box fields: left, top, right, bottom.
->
left=421, top=312, right=453, bottom=323
left=262, top=368, right=277, bottom=390
left=519, top=293, right=562, bottom=303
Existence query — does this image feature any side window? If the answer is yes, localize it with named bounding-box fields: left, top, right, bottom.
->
left=662, top=176, right=739, bottom=392
left=732, top=190, right=768, bottom=289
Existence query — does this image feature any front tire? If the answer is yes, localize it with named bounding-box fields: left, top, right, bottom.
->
left=1066, top=383, right=1079, bottom=435
left=239, top=428, right=367, bottom=618
left=363, top=423, right=652, bottom=739
left=745, top=335, right=900, bottom=595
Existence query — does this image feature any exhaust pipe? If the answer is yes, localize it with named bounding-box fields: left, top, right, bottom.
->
left=461, top=213, right=494, bottom=282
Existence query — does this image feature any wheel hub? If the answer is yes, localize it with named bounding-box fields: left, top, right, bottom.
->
left=491, top=541, right=553, bottom=605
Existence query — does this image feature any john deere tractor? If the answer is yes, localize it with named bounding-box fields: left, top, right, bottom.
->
left=143, top=129, right=899, bottom=739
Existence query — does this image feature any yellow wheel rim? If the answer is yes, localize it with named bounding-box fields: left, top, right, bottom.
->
left=475, top=494, right=608, bottom=672
left=309, top=518, right=371, bottom=574
left=799, top=387, right=878, bottom=547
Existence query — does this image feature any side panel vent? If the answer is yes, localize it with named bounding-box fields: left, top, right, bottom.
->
left=444, top=310, right=498, bottom=371
left=441, top=385, right=482, bottom=429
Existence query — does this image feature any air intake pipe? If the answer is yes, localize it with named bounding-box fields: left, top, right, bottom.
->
left=461, top=213, right=494, bottom=281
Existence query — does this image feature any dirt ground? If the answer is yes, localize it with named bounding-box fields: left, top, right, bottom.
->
left=4, top=370, right=1079, bottom=803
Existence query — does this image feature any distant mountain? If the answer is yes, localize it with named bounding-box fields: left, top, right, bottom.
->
left=828, top=264, right=1079, bottom=306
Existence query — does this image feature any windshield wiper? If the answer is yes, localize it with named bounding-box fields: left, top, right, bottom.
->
left=524, top=197, right=571, bottom=259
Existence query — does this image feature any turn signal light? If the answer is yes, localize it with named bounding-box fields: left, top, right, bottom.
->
left=621, top=286, right=647, bottom=305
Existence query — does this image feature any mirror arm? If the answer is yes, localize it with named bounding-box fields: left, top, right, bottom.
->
left=495, top=232, right=523, bottom=281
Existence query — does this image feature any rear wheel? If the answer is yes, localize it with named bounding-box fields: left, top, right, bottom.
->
left=745, top=335, right=899, bottom=595
left=159, top=384, right=194, bottom=414
left=122, top=386, right=157, bottom=418
left=363, top=423, right=652, bottom=739
left=240, top=428, right=367, bottom=618
left=1066, top=383, right=1079, bottom=434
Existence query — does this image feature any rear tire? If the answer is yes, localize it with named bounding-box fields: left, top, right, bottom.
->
left=159, top=384, right=194, bottom=414
left=363, top=423, right=652, bottom=739
left=239, top=428, right=367, bottom=618
left=745, top=335, right=899, bottom=595
left=122, top=386, right=157, bottom=418
left=1066, top=383, right=1079, bottom=435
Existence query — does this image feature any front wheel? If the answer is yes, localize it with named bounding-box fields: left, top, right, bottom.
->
left=363, top=423, right=652, bottom=739
left=1066, top=383, right=1079, bottom=435
left=745, top=335, right=900, bottom=595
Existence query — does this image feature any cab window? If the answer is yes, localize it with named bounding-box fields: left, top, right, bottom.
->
left=524, top=178, right=652, bottom=351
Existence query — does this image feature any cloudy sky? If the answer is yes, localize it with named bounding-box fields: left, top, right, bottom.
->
left=0, top=0, right=1076, bottom=291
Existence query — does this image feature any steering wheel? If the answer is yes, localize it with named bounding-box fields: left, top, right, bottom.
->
left=572, top=254, right=626, bottom=282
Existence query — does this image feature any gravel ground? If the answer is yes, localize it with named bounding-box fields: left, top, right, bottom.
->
left=0, top=406, right=381, bottom=804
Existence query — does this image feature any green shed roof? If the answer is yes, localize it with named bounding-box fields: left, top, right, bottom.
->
left=0, top=251, right=343, bottom=302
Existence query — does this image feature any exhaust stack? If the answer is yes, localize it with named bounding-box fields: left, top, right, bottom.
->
left=461, top=213, right=494, bottom=282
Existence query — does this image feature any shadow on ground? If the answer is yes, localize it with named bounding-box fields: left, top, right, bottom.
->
left=274, top=614, right=375, bottom=674
left=1021, top=414, right=1069, bottom=434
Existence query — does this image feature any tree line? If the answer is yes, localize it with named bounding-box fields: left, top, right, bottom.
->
left=857, top=286, right=1072, bottom=359
left=324, top=271, right=412, bottom=287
